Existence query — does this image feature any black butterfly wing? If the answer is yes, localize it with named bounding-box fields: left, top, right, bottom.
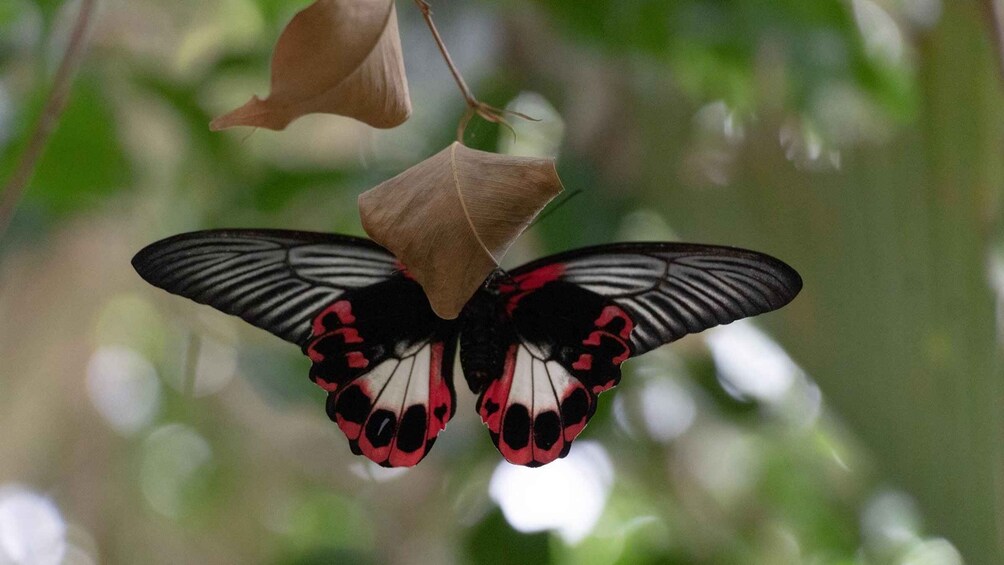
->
left=133, top=230, right=458, bottom=467
left=461, top=242, right=801, bottom=467
left=131, top=230, right=399, bottom=346
left=509, top=242, right=803, bottom=355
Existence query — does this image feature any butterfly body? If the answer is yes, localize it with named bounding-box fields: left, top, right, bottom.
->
left=133, top=230, right=801, bottom=468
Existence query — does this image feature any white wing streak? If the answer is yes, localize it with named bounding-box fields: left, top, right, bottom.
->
left=514, top=243, right=801, bottom=354
left=132, top=230, right=398, bottom=346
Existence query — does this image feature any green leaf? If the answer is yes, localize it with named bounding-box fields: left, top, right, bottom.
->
left=1, top=74, right=132, bottom=217
left=465, top=509, right=552, bottom=565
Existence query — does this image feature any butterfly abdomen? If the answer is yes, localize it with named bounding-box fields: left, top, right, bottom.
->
left=459, top=290, right=518, bottom=394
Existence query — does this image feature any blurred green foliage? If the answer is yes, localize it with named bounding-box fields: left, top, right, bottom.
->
left=1, top=0, right=1002, bottom=564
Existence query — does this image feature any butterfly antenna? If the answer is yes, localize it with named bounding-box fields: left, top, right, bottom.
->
left=529, top=189, right=583, bottom=229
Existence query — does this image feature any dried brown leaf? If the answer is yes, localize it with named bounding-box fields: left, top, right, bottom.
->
left=210, top=0, right=410, bottom=131
left=359, top=142, right=563, bottom=319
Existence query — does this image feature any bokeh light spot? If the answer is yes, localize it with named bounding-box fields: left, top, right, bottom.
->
left=140, top=424, right=213, bottom=518
left=706, top=320, right=800, bottom=403
left=900, top=539, right=964, bottom=565
left=489, top=442, right=613, bottom=544
left=0, top=485, right=66, bottom=565
left=86, top=346, right=161, bottom=436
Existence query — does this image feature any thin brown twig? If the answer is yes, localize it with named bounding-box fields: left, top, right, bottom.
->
left=413, top=0, right=536, bottom=142
left=983, top=0, right=1004, bottom=88
left=414, top=0, right=477, bottom=105
left=0, top=0, right=98, bottom=240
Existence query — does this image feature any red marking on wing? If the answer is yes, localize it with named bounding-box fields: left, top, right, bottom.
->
left=357, top=404, right=394, bottom=464
left=427, top=342, right=452, bottom=439
left=596, top=305, right=634, bottom=339
left=395, top=261, right=416, bottom=281
left=562, top=384, right=592, bottom=441
left=389, top=433, right=425, bottom=468
left=388, top=449, right=421, bottom=467
left=307, top=299, right=371, bottom=393
left=337, top=419, right=363, bottom=442
left=346, top=351, right=369, bottom=369
left=501, top=263, right=566, bottom=315
left=578, top=304, right=633, bottom=372
left=581, top=332, right=629, bottom=364
left=306, top=347, right=324, bottom=363
left=502, top=418, right=534, bottom=467
left=534, top=419, right=565, bottom=465
left=478, top=345, right=518, bottom=433
left=572, top=354, right=593, bottom=371
left=312, top=301, right=356, bottom=335
left=314, top=377, right=340, bottom=393
left=333, top=382, right=372, bottom=440
left=611, top=348, right=630, bottom=365
left=331, top=327, right=363, bottom=344
left=514, top=263, right=565, bottom=289
left=583, top=331, right=605, bottom=347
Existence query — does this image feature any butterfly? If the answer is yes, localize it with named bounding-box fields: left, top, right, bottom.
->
left=132, top=230, right=801, bottom=468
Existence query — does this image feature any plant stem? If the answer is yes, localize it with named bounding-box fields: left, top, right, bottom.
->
left=0, top=0, right=98, bottom=240
left=413, top=0, right=479, bottom=106
left=413, top=0, right=531, bottom=141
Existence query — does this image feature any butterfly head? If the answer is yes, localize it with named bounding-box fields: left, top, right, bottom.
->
left=482, top=269, right=515, bottom=295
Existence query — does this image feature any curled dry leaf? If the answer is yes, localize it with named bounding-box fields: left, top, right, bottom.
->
left=210, top=0, right=410, bottom=131
left=359, top=142, right=563, bottom=319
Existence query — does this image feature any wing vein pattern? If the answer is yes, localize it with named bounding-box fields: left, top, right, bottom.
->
left=511, top=244, right=801, bottom=354
left=132, top=230, right=399, bottom=346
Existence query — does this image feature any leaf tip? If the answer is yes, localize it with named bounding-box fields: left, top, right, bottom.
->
left=210, top=96, right=293, bottom=132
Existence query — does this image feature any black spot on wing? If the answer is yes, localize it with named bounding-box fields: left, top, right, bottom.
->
left=396, top=405, right=427, bottom=453
left=560, top=389, right=589, bottom=426
left=329, top=386, right=370, bottom=425
left=366, top=410, right=397, bottom=448
left=533, top=411, right=561, bottom=450
left=482, top=398, right=500, bottom=417
left=348, top=439, right=362, bottom=456
left=502, top=405, right=531, bottom=450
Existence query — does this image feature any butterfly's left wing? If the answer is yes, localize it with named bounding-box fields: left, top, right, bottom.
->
left=131, top=229, right=400, bottom=346
left=133, top=230, right=458, bottom=467
left=461, top=242, right=801, bottom=467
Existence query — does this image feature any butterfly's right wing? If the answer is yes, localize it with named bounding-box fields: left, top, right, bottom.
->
left=461, top=242, right=801, bottom=467
left=133, top=230, right=458, bottom=467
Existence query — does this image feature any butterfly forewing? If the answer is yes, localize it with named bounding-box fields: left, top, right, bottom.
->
left=509, top=242, right=803, bottom=354
left=132, top=230, right=400, bottom=346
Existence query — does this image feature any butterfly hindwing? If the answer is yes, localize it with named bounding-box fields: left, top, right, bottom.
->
left=307, top=277, right=458, bottom=467
left=461, top=283, right=618, bottom=467
left=463, top=242, right=802, bottom=467
left=133, top=230, right=459, bottom=468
